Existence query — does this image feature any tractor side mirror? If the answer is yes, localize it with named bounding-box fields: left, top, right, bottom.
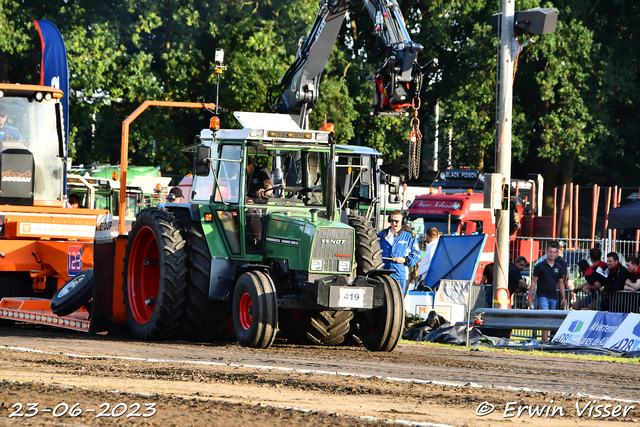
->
left=194, top=145, right=211, bottom=177
left=361, top=155, right=371, bottom=186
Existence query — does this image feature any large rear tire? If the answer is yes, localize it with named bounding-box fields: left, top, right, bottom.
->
left=178, top=215, right=228, bottom=341
left=232, top=271, right=277, bottom=348
left=356, top=274, right=404, bottom=352
left=279, top=309, right=353, bottom=346
left=123, top=208, right=188, bottom=340
left=348, top=215, right=384, bottom=274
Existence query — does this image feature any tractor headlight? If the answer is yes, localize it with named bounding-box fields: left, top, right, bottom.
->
left=311, top=259, right=323, bottom=271
left=338, top=260, right=351, bottom=272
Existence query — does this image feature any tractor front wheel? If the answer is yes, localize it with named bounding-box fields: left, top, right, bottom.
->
left=232, top=271, right=277, bottom=348
left=356, top=274, right=404, bottom=352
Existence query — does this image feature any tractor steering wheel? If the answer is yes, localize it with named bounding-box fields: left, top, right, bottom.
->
left=262, top=186, right=296, bottom=198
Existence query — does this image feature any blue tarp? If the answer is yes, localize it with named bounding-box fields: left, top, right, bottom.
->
left=423, top=234, right=487, bottom=290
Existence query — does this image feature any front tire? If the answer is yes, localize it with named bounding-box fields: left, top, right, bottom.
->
left=232, top=271, right=277, bottom=348
left=50, top=269, right=94, bottom=317
left=356, top=274, right=404, bottom=352
left=122, top=208, right=188, bottom=340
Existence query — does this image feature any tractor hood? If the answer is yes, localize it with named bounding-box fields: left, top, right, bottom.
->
left=264, top=211, right=354, bottom=274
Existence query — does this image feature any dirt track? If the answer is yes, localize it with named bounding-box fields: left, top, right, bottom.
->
left=0, top=324, right=639, bottom=426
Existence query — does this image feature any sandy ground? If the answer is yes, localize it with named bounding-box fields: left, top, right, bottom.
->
left=0, top=323, right=639, bottom=426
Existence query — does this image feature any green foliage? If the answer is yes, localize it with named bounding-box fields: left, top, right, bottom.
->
left=1, top=0, right=638, bottom=187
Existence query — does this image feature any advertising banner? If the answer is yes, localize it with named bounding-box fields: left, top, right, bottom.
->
left=553, top=310, right=640, bottom=350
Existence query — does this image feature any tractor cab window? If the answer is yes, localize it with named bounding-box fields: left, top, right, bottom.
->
left=214, top=145, right=241, bottom=204
left=0, top=97, right=63, bottom=203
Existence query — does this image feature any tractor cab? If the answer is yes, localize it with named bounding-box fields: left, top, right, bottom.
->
left=0, top=84, right=65, bottom=207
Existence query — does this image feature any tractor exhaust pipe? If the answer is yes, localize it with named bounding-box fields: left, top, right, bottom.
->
left=326, top=132, right=337, bottom=222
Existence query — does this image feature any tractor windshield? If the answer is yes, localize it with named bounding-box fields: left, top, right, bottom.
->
left=245, top=149, right=325, bottom=207
left=0, top=96, right=63, bottom=203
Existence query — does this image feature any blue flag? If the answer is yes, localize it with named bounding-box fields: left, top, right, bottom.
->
left=34, top=19, right=69, bottom=155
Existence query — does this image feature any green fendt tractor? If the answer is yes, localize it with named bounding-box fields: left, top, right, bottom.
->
left=122, top=112, right=403, bottom=351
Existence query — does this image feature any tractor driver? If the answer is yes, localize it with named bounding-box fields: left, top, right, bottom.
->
left=246, top=156, right=272, bottom=203
left=0, top=106, right=23, bottom=142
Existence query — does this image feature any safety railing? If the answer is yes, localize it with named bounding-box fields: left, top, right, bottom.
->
left=607, top=291, right=640, bottom=314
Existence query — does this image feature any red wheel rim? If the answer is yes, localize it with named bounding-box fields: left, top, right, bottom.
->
left=238, top=292, right=253, bottom=330
left=127, top=226, right=160, bottom=324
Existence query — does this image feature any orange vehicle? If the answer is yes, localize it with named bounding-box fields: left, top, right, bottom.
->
left=0, top=83, right=112, bottom=332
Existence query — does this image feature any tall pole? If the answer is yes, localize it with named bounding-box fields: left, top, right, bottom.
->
left=493, top=0, right=515, bottom=306
left=434, top=100, right=439, bottom=172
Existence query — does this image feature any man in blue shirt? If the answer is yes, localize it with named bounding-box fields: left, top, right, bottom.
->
left=379, top=210, right=421, bottom=294
left=0, top=107, right=23, bottom=141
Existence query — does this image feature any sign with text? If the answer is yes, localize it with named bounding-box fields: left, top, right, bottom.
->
left=553, top=311, right=640, bottom=350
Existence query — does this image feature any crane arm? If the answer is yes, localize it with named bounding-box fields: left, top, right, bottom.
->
left=267, top=0, right=438, bottom=129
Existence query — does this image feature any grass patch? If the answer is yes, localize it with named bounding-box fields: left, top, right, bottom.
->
left=399, top=339, right=640, bottom=363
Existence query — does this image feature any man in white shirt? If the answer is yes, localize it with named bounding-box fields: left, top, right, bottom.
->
left=414, top=227, right=440, bottom=282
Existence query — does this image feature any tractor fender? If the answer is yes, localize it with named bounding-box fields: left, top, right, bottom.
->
left=364, top=268, right=395, bottom=277
left=234, top=264, right=270, bottom=282
left=208, top=262, right=270, bottom=301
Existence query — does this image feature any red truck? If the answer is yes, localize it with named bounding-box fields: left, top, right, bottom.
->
left=406, top=189, right=542, bottom=283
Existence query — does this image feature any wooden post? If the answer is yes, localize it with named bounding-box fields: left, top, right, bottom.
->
left=568, top=183, right=573, bottom=244
left=574, top=184, right=579, bottom=247
left=557, top=184, right=566, bottom=238
left=553, top=187, right=557, bottom=239
left=604, top=187, right=611, bottom=241
left=591, top=185, right=598, bottom=243
left=612, top=186, right=618, bottom=243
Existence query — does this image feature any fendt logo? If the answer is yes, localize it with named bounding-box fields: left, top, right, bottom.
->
left=2, top=169, right=32, bottom=183
left=321, top=239, right=346, bottom=245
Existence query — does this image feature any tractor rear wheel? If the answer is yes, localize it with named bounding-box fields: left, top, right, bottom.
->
left=232, top=271, right=277, bottom=348
left=348, top=215, right=384, bottom=273
left=123, top=208, right=188, bottom=340
left=355, top=274, right=404, bottom=352
left=279, top=309, right=353, bottom=346
left=179, top=216, right=229, bottom=341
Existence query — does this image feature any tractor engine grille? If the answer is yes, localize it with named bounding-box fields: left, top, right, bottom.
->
left=311, top=228, right=354, bottom=272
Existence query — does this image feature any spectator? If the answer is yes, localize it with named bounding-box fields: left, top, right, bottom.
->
left=508, top=256, right=528, bottom=301
left=167, top=187, right=184, bottom=203
left=379, top=210, right=421, bottom=294
left=602, top=252, right=629, bottom=311
left=414, top=227, right=441, bottom=282
left=624, top=256, right=640, bottom=292
left=480, top=262, right=494, bottom=308
left=528, top=240, right=565, bottom=343
left=572, top=256, right=607, bottom=310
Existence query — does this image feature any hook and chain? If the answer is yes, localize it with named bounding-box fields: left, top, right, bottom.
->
left=408, top=97, right=422, bottom=180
